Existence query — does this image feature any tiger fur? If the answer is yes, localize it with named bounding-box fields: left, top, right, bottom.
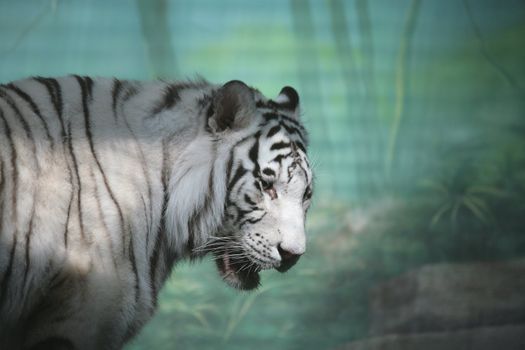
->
left=0, top=76, right=313, bottom=349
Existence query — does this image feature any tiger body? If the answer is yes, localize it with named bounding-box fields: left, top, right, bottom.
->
left=0, top=76, right=313, bottom=349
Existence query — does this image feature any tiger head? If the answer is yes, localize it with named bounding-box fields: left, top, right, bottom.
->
left=206, top=81, right=313, bottom=290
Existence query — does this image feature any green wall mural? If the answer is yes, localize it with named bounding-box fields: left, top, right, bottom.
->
left=1, top=1, right=524, bottom=349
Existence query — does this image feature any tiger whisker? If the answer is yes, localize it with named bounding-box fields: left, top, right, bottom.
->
left=192, top=240, right=241, bottom=253
left=211, top=253, right=249, bottom=261
left=192, top=237, right=239, bottom=251
left=238, top=262, right=256, bottom=273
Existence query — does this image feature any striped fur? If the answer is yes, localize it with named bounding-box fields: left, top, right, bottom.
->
left=0, top=76, right=313, bottom=349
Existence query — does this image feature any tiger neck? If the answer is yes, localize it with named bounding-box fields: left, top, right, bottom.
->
left=161, top=106, right=228, bottom=261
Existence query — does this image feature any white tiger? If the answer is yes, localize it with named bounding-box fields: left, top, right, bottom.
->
left=0, top=76, right=313, bottom=349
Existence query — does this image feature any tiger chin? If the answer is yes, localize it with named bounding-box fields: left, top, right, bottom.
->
left=0, top=76, right=313, bottom=349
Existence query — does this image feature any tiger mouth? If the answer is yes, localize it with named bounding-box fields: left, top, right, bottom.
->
left=215, top=250, right=261, bottom=291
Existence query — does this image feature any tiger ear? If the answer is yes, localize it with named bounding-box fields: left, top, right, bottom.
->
left=274, top=86, right=300, bottom=118
left=208, top=80, right=255, bottom=133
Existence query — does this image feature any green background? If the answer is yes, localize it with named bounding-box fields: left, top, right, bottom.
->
left=1, top=0, right=524, bottom=349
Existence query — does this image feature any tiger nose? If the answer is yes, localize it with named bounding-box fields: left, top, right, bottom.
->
left=277, top=244, right=302, bottom=263
left=276, top=244, right=302, bottom=273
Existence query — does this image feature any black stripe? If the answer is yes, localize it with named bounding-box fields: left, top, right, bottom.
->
left=280, top=121, right=305, bottom=141
left=6, top=83, right=54, bottom=148
left=116, top=82, right=153, bottom=271
left=124, top=225, right=141, bottom=340
left=257, top=99, right=284, bottom=112
left=255, top=100, right=268, bottom=109
left=45, top=77, right=73, bottom=247
left=121, top=84, right=139, bottom=104
left=150, top=200, right=171, bottom=311
left=0, top=235, right=17, bottom=308
left=295, top=141, right=306, bottom=154
left=0, top=111, right=18, bottom=305
left=239, top=213, right=267, bottom=229
left=66, top=121, right=85, bottom=241
left=53, top=78, right=64, bottom=119
left=303, top=186, right=313, bottom=201
left=225, top=150, right=234, bottom=187
left=267, top=125, right=281, bottom=138
left=263, top=112, right=279, bottom=121
left=129, top=139, right=153, bottom=248
left=34, top=77, right=73, bottom=246
left=298, top=161, right=311, bottom=185
left=75, top=76, right=127, bottom=250
left=228, top=165, right=247, bottom=191
left=0, top=87, right=37, bottom=152
left=270, top=141, right=291, bottom=151
left=234, top=207, right=253, bottom=224
left=0, top=110, right=18, bottom=234
left=223, top=150, right=235, bottom=219
left=248, top=133, right=261, bottom=177
left=279, top=113, right=302, bottom=128
left=63, top=185, right=73, bottom=248
left=187, top=215, right=197, bottom=254
left=33, top=77, right=65, bottom=140
left=272, top=151, right=293, bottom=164
left=84, top=76, right=94, bottom=97
left=229, top=132, right=262, bottom=157
left=153, top=80, right=208, bottom=116
left=121, top=96, right=154, bottom=250
left=152, top=83, right=181, bottom=115
left=33, top=77, right=58, bottom=114
left=160, top=138, right=169, bottom=204
left=91, top=169, right=118, bottom=269
left=263, top=112, right=306, bottom=141
left=141, top=196, right=151, bottom=252
left=129, top=226, right=140, bottom=304
left=149, top=140, right=169, bottom=308
left=244, top=194, right=256, bottom=206
left=111, top=78, right=123, bottom=121
left=22, top=203, right=36, bottom=290
left=149, top=220, right=163, bottom=309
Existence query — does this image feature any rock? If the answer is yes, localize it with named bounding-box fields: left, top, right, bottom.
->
left=369, top=259, right=525, bottom=335
left=338, top=324, right=525, bottom=350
